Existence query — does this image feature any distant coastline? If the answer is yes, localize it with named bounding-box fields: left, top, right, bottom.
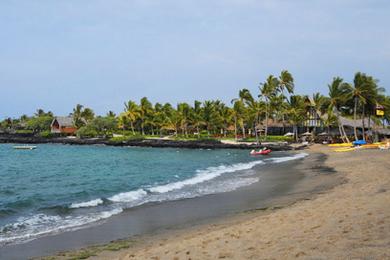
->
left=0, top=133, right=301, bottom=150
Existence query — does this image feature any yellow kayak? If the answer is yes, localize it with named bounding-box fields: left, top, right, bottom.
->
left=328, top=143, right=353, bottom=147
left=334, top=147, right=356, bottom=152
left=361, top=144, right=380, bottom=149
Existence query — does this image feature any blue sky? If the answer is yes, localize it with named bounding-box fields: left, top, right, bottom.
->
left=1, top=0, right=389, bottom=118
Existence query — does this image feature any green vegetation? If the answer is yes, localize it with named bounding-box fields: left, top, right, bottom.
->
left=2, top=71, right=389, bottom=143
left=76, top=125, right=98, bottom=138
left=109, top=135, right=145, bottom=142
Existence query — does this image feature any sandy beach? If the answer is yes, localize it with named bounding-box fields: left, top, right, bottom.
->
left=81, top=145, right=390, bottom=260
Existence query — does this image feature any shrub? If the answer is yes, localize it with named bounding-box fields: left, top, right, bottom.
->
left=15, top=129, right=34, bottom=134
left=77, top=126, right=98, bottom=138
left=39, top=130, right=55, bottom=138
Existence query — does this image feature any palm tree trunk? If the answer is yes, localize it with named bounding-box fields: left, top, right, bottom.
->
left=234, top=117, right=237, bottom=141
left=341, top=124, right=350, bottom=143
left=293, top=125, right=298, bottom=142
left=130, top=121, right=135, bottom=135
left=337, top=124, right=344, bottom=142
left=361, top=105, right=366, bottom=141
left=265, top=101, right=268, bottom=140
left=254, top=121, right=259, bottom=145
left=353, top=97, right=358, bottom=141
left=368, top=113, right=372, bottom=141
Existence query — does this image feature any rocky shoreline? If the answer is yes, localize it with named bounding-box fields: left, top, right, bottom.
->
left=0, top=134, right=299, bottom=151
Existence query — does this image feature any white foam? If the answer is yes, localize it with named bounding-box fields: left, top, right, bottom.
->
left=149, top=160, right=265, bottom=193
left=268, top=152, right=308, bottom=163
left=0, top=207, right=123, bottom=245
left=108, top=189, right=147, bottom=203
left=70, top=198, right=103, bottom=209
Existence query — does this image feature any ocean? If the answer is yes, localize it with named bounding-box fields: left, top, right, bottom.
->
left=0, top=143, right=307, bottom=246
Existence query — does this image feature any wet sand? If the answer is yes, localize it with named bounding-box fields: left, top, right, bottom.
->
left=88, top=145, right=389, bottom=260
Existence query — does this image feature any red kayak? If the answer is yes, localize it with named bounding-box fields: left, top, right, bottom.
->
left=250, top=149, right=272, bottom=155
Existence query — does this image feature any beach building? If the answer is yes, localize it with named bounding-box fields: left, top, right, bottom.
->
left=304, top=97, right=323, bottom=129
left=50, top=116, right=77, bottom=135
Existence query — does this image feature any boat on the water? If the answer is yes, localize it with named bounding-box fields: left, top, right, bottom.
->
left=250, top=149, right=272, bottom=155
left=13, top=145, right=37, bottom=150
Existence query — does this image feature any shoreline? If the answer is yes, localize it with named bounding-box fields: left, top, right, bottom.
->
left=39, top=145, right=389, bottom=259
left=90, top=145, right=389, bottom=260
left=0, top=150, right=338, bottom=259
left=0, top=134, right=302, bottom=150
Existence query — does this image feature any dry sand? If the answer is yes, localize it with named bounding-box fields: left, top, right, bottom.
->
left=90, top=145, right=390, bottom=260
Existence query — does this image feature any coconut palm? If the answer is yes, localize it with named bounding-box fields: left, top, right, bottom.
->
left=328, top=77, right=351, bottom=143
left=81, top=108, right=95, bottom=124
left=286, top=95, right=306, bottom=141
left=107, top=111, right=116, bottom=118
left=278, top=70, right=294, bottom=95
left=190, top=100, right=204, bottom=138
left=124, top=101, right=140, bottom=135
left=202, top=101, right=218, bottom=137
left=139, top=97, right=153, bottom=135
left=231, top=100, right=246, bottom=140
left=347, top=72, right=373, bottom=140
left=72, top=104, right=85, bottom=127
left=177, top=103, right=191, bottom=136
left=259, top=75, right=278, bottom=139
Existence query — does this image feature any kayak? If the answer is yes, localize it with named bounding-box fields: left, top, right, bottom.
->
left=250, top=149, right=272, bottom=155
left=334, top=147, right=356, bottom=152
left=353, top=140, right=367, bottom=146
left=361, top=144, right=380, bottom=149
left=328, top=143, right=353, bottom=147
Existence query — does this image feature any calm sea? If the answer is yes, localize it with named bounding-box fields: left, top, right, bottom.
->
left=0, top=144, right=307, bottom=245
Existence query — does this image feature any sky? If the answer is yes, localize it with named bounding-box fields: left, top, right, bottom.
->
left=1, top=0, right=389, bottom=118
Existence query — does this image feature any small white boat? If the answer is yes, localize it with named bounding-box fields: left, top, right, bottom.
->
left=13, top=145, right=37, bottom=150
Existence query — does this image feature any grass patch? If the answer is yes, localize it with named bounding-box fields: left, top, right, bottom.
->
left=109, top=135, right=145, bottom=142
left=240, top=135, right=293, bottom=142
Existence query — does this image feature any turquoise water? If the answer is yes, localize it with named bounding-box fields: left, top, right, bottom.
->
left=0, top=144, right=307, bottom=245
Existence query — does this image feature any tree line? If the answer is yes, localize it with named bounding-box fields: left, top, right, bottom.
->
left=1, top=71, right=389, bottom=142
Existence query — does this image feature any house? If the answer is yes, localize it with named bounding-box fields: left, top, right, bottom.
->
left=51, top=117, right=77, bottom=135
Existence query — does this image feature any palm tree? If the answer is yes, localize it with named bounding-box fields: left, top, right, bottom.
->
left=35, top=109, right=45, bottom=117
left=236, top=89, right=262, bottom=142
left=124, top=101, right=140, bottom=135
left=286, top=95, right=306, bottom=142
left=191, top=100, right=203, bottom=138
left=72, top=104, right=85, bottom=128
left=278, top=70, right=294, bottom=95
left=81, top=108, right=95, bottom=124
left=347, top=72, right=372, bottom=140
left=311, top=92, right=328, bottom=134
left=328, top=77, right=350, bottom=143
left=139, top=97, right=153, bottom=135
left=107, top=111, right=116, bottom=118
left=259, top=75, right=278, bottom=139
left=202, top=101, right=218, bottom=137
left=231, top=100, right=246, bottom=140
left=177, top=103, right=191, bottom=136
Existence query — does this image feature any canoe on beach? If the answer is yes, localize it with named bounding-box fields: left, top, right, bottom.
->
left=334, top=147, right=356, bottom=152
left=328, top=143, right=353, bottom=147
